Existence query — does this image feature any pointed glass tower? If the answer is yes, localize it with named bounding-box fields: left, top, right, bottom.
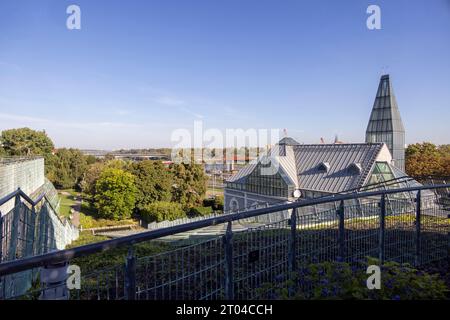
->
left=366, top=74, right=405, bottom=171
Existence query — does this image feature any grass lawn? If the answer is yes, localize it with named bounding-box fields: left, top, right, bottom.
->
left=58, top=189, right=79, bottom=218
left=57, top=189, right=138, bottom=229
left=206, top=186, right=224, bottom=197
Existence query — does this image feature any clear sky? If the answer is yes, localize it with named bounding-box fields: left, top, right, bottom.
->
left=0, top=0, right=449, bottom=149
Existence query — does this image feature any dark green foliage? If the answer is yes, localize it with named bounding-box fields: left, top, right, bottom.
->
left=203, top=195, right=224, bottom=211
left=170, top=163, right=207, bottom=209
left=213, top=195, right=224, bottom=211
left=46, top=148, right=88, bottom=189
left=265, top=258, right=448, bottom=300
left=202, top=198, right=215, bottom=207
left=0, top=127, right=54, bottom=156
left=140, top=201, right=185, bottom=223
left=94, top=168, right=137, bottom=220
left=189, top=206, right=213, bottom=217
left=130, top=160, right=172, bottom=211
left=67, top=231, right=170, bottom=274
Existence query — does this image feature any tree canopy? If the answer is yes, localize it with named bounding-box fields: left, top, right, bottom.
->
left=94, top=168, right=137, bottom=220
left=0, top=128, right=54, bottom=156
left=130, top=160, right=172, bottom=211
left=46, top=148, right=88, bottom=189
left=405, top=142, right=450, bottom=177
left=170, top=163, right=207, bottom=209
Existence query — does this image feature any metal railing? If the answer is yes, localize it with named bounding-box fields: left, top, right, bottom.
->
left=0, top=183, right=449, bottom=300
left=0, top=188, right=79, bottom=298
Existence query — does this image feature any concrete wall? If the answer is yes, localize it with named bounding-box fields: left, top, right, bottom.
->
left=224, top=188, right=288, bottom=212
left=0, top=157, right=45, bottom=215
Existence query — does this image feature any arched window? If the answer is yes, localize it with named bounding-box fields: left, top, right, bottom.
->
left=230, top=198, right=239, bottom=212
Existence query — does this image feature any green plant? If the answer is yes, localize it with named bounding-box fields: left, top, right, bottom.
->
left=94, top=168, right=137, bottom=220
left=189, top=206, right=213, bottom=217
left=130, top=160, right=173, bottom=211
left=265, top=258, right=448, bottom=300
left=140, top=201, right=185, bottom=223
left=213, top=195, right=224, bottom=211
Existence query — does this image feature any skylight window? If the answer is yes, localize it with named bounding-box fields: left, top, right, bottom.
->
left=348, top=162, right=363, bottom=175
left=317, top=162, right=330, bottom=173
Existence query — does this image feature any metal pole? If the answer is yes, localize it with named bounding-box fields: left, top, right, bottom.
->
left=9, top=190, right=21, bottom=261
left=379, top=193, right=386, bottom=264
left=124, top=246, right=136, bottom=300
left=39, top=261, right=69, bottom=300
left=288, top=208, right=297, bottom=273
left=223, top=221, right=233, bottom=299
left=0, top=209, right=3, bottom=264
left=415, top=190, right=421, bottom=267
left=337, top=200, right=345, bottom=261
left=447, top=213, right=450, bottom=266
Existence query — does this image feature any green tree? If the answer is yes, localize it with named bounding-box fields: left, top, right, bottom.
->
left=170, top=163, right=207, bottom=209
left=140, top=201, right=185, bottom=223
left=80, top=159, right=128, bottom=197
left=0, top=128, right=54, bottom=156
left=79, top=161, right=106, bottom=197
left=438, top=144, right=450, bottom=176
left=405, top=142, right=443, bottom=177
left=130, top=160, right=172, bottom=211
left=46, top=148, right=88, bottom=189
left=94, top=168, right=137, bottom=220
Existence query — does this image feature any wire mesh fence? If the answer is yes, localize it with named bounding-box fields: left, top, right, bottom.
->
left=0, top=194, right=79, bottom=299
left=1, top=185, right=449, bottom=300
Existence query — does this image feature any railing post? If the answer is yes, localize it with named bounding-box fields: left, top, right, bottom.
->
left=379, top=193, right=386, bottom=264
left=0, top=209, right=3, bottom=263
left=337, top=200, right=345, bottom=261
left=415, top=190, right=422, bottom=267
left=9, top=190, right=21, bottom=261
left=447, top=213, right=450, bottom=266
left=288, top=208, right=297, bottom=273
left=124, top=246, right=136, bottom=300
left=39, top=261, right=69, bottom=300
left=223, top=221, right=233, bottom=299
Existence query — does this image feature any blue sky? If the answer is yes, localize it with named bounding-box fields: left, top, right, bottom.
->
left=0, top=0, right=449, bottom=149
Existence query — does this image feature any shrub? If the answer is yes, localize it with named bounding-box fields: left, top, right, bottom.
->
left=202, top=196, right=224, bottom=211
left=140, top=201, right=185, bottom=223
left=265, top=258, right=448, bottom=300
left=189, top=206, right=213, bottom=217
left=202, top=198, right=215, bottom=207
left=213, top=195, right=224, bottom=211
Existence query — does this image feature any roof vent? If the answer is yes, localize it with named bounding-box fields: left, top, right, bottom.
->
left=348, top=162, right=363, bottom=175
left=317, top=162, right=330, bottom=173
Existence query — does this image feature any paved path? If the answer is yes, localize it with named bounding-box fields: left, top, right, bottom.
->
left=60, top=191, right=81, bottom=227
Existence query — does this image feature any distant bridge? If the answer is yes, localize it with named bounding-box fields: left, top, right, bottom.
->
left=81, top=150, right=171, bottom=161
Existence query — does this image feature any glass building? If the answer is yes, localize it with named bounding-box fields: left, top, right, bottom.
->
left=365, top=74, right=405, bottom=171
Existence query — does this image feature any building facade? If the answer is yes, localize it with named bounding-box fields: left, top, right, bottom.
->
left=0, top=157, right=45, bottom=215
left=365, top=74, right=405, bottom=171
left=224, top=74, right=409, bottom=212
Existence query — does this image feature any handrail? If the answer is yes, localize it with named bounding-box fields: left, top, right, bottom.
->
left=0, top=188, right=46, bottom=208
left=1, top=183, right=449, bottom=276
left=338, top=175, right=416, bottom=195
